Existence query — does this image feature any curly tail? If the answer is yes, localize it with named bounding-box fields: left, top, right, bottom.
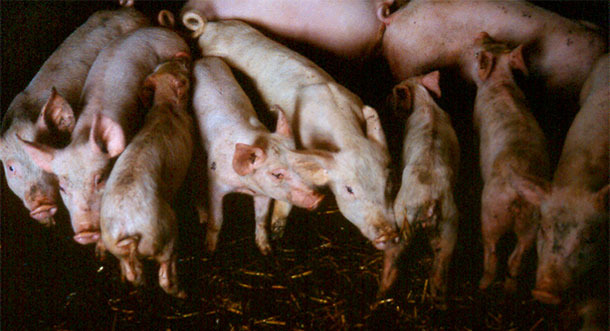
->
left=182, top=10, right=207, bottom=38
left=157, top=10, right=176, bottom=28
left=118, top=0, right=134, bottom=7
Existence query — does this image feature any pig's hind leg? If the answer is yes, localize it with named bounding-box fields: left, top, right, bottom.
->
left=504, top=201, right=538, bottom=293
left=156, top=201, right=186, bottom=298
left=429, top=212, right=458, bottom=309
left=116, top=235, right=144, bottom=287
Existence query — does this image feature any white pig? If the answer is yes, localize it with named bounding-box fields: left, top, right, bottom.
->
left=184, top=16, right=399, bottom=251
left=471, top=32, right=551, bottom=292
left=0, top=6, right=148, bottom=225
left=382, top=0, right=606, bottom=96
left=381, top=71, right=460, bottom=309
left=101, top=56, right=192, bottom=298
left=192, top=57, right=325, bottom=255
left=180, top=0, right=395, bottom=59
left=20, top=27, right=190, bottom=248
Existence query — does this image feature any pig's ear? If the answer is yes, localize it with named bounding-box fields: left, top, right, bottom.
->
left=233, top=143, right=267, bottom=176
left=89, top=114, right=126, bottom=158
left=509, top=44, right=528, bottom=76
left=477, top=50, right=494, bottom=82
left=420, top=71, right=441, bottom=98
left=272, top=105, right=293, bottom=138
left=290, top=150, right=333, bottom=186
left=363, top=105, right=388, bottom=149
left=391, top=81, right=412, bottom=112
left=36, top=87, right=76, bottom=134
left=593, top=184, right=609, bottom=212
left=508, top=169, right=549, bottom=207
left=16, top=134, right=56, bottom=173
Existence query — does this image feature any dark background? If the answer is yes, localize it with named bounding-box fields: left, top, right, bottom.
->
left=2, top=1, right=607, bottom=329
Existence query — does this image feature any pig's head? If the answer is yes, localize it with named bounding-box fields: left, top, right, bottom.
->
left=1, top=87, right=77, bottom=225
left=290, top=105, right=399, bottom=250
left=139, top=55, right=192, bottom=110
left=19, top=113, right=125, bottom=244
left=511, top=176, right=609, bottom=305
left=471, top=32, right=528, bottom=86
left=232, top=107, right=324, bottom=210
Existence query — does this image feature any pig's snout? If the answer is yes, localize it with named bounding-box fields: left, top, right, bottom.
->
left=290, top=189, right=325, bottom=210
left=73, top=230, right=101, bottom=245
left=373, top=230, right=401, bottom=250
left=379, top=241, right=405, bottom=296
left=531, top=273, right=566, bottom=305
left=29, top=203, right=58, bottom=225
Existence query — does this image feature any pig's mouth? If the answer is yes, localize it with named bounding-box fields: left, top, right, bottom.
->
left=73, top=230, right=101, bottom=245
left=531, top=289, right=562, bottom=305
left=29, top=204, right=58, bottom=225
left=291, top=191, right=325, bottom=210
left=373, top=233, right=400, bottom=250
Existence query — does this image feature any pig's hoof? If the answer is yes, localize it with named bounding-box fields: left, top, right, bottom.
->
left=478, top=275, right=495, bottom=290
left=270, top=223, right=286, bottom=241
left=503, top=277, right=518, bottom=293
left=256, top=241, right=272, bottom=256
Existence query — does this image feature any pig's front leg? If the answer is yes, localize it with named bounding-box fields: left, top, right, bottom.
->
left=504, top=221, right=537, bottom=293
left=270, top=200, right=293, bottom=240
left=205, top=181, right=228, bottom=253
left=254, top=195, right=272, bottom=255
left=429, top=217, right=458, bottom=310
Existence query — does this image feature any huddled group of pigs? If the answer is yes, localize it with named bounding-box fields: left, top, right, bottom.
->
left=1, top=0, right=607, bottom=325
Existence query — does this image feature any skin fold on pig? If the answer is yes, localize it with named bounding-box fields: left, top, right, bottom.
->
left=192, top=57, right=324, bottom=255
left=382, top=0, right=607, bottom=98
left=510, top=54, right=608, bottom=313
left=19, top=27, right=190, bottom=250
left=471, top=33, right=551, bottom=292
left=0, top=6, right=149, bottom=226
left=184, top=16, right=399, bottom=252
left=180, top=0, right=395, bottom=59
left=101, top=57, right=192, bottom=298
left=380, top=71, right=460, bottom=309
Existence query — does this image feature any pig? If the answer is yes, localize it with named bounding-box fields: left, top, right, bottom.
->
left=19, top=27, right=190, bottom=248
left=471, top=32, right=551, bottom=292
left=101, top=57, right=192, bottom=298
left=0, top=6, right=149, bottom=226
left=183, top=15, right=399, bottom=251
left=192, top=57, right=325, bottom=255
left=382, top=0, right=607, bottom=97
left=180, top=0, right=395, bottom=59
left=509, top=54, right=609, bottom=307
left=380, top=71, right=460, bottom=309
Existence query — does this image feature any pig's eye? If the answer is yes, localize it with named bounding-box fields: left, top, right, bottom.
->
left=94, top=174, right=105, bottom=187
left=272, top=172, right=284, bottom=180
left=59, top=185, right=66, bottom=193
left=8, top=165, right=14, bottom=172
left=346, top=186, right=354, bottom=195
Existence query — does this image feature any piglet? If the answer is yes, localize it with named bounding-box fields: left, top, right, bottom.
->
left=381, top=71, right=460, bottom=309
left=192, top=57, right=324, bottom=255
left=511, top=54, right=608, bottom=311
left=19, top=27, right=190, bottom=248
left=471, top=32, right=550, bottom=292
left=1, top=6, right=148, bottom=226
left=100, top=57, right=192, bottom=298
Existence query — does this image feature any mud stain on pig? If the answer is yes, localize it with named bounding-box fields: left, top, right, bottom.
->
left=417, top=169, right=432, bottom=185
left=211, top=162, right=216, bottom=171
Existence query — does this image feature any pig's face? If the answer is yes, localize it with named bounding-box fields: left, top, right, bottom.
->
left=233, top=133, right=324, bottom=210
left=1, top=130, right=59, bottom=225
left=329, top=147, right=398, bottom=250
left=1, top=89, right=77, bottom=225
left=532, top=186, right=609, bottom=305
left=471, top=32, right=528, bottom=85
left=20, top=113, right=125, bottom=245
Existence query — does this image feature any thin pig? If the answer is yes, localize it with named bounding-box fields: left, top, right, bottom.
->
left=381, top=71, right=460, bottom=309
left=471, top=32, right=551, bottom=291
left=19, top=27, right=190, bottom=247
left=192, top=57, right=324, bottom=255
left=382, top=0, right=607, bottom=96
left=181, top=0, right=395, bottom=59
left=185, top=16, right=399, bottom=251
left=510, top=54, right=608, bottom=307
left=0, top=6, right=148, bottom=226
left=101, top=57, right=192, bottom=298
